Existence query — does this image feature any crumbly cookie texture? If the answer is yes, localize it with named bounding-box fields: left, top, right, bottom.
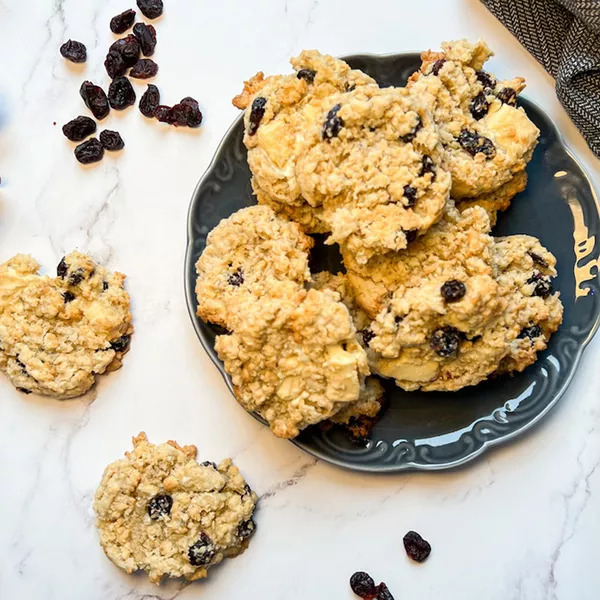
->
left=195, top=205, right=313, bottom=330
left=296, top=85, right=452, bottom=264
left=215, top=287, right=369, bottom=438
left=0, top=251, right=132, bottom=398
left=94, top=433, right=257, bottom=584
left=238, top=50, right=375, bottom=208
left=408, top=39, right=539, bottom=199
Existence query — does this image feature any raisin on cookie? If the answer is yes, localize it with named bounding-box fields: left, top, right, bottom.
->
left=0, top=251, right=132, bottom=398
left=94, top=432, right=258, bottom=584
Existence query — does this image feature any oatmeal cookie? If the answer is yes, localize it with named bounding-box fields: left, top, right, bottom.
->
left=408, top=39, right=539, bottom=199
left=237, top=51, right=375, bottom=207
left=94, top=432, right=257, bottom=584
left=195, top=205, right=313, bottom=330
left=296, top=85, right=451, bottom=264
left=215, top=287, right=369, bottom=438
left=0, top=251, right=132, bottom=398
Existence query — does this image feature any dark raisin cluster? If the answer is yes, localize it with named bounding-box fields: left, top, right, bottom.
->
left=403, top=530, right=431, bottom=562
left=457, top=129, right=496, bottom=159
left=349, top=571, right=395, bottom=599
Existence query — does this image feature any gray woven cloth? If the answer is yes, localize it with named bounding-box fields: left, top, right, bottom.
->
left=481, top=0, right=600, bottom=157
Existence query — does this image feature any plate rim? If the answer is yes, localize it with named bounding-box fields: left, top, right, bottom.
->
left=184, top=51, right=600, bottom=473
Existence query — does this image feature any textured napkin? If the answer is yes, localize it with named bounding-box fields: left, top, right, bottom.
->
left=481, top=0, right=600, bottom=157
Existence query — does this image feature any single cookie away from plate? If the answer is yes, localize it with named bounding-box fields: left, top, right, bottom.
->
left=195, top=205, right=313, bottom=330
left=94, top=432, right=258, bottom=584
left=408, top=39, right=539, bottom=199
left=0, top=251, right=132, bottom=398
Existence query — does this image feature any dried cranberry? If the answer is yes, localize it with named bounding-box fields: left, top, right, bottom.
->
left=403, top=531, right=431, bottom=562
left=527, top=272, right=553, bottom=298
left=80, top=81, right=110, bottom=120
left=74, top=138, right=104, bottom=164
left=457, top=129, right=496, bottom=159
left=147, top=494, right=173, bottom=519
left=227, top=268, right=244, bottom=287
left=110, top=335, right=131, bottom=352
left=322, top=103, right=344, bottom=140
left=405, top=229, right=418, bottom=243
left=403, top=185, right=417, bottom=207
left=376, top=583, right=395, bottom=600
left=62, top=291, right=75, bottom=303
left=497, top=87, right=517, bottom=106
left=108, top=77, right=136, bottom=110
left=248, top=96, right=267, bottom=136
left=130, top=58, right=158, bottom=79
left=361, top=329, right=375, bottom=346
left=350, top=571, right=376, bottom=598
left=431, top=59, right=446, bottom=75
left=57, top=258, right=68, bottom=278
left=110, top=9, right=136, bottom=34
left=297, top=68, right=316, bottom=82
left=104, top=50, right=127, bottom=79
left=519, top=324, right=542, bottom=340
left=109, top=35, right=140, bottom=68
left=132, top=22, right=157, bottom=56
left=99, top=130, right=124, bottom=151
left=476, top=70, right=496, bottom=91
left=60, top=40, right=87, bottom=63
left=441, top=279, right=466, bottom=302
left=154, top=104, right=174, bottom=123
left=470, top=92, right=489, bottom=120
left=62, top=116, right=96, bottom=142
left=137, top=0, right=163, bottom=19
left=430, top=326, right=461, bottom=357
left=237, top=519, right=256, bottom=540
left=399, top=116, right=422, bottom=143
left=167, top=97, right=203, bottom=127
left=68, top=268, right=85, bottom=286
left=528, top=251, right=548, bottom=268
left=139, top=84, right=160, bottom=117
left=188, top=533, right=215, bottom=566
left=420, top=154, right=435, bottom=178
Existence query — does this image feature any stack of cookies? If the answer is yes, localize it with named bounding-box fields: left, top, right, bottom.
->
left=196, top=40, right=564, bottom=440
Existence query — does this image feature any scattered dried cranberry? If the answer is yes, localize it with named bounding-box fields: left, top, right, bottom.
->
left=430, top=326, right=461, bottom=357
left=110, top=335, right=131, bottom=352
left=74, top=138, right=104, bottom=164
left=376, top=583, right=395, bottom=600
left=104, top=50, right=127, bottom=79
left=476, top=70, right=496, bottom=91
left=62, top=116, right=96, bottom=142
left=80, top=81, right=110, bottom=120
left=497, top=87, right=517, bottom=106
left=248, top=96, right=267, bottom=136
left=108, top=77, right=136, bottom=110
left=154, top=105, right=173, bottom=123
left=431, top=59, right=446, bottom=75
left=137, top=0, right=163, bottom=19
left=168, top=97, right=203, bottom=127
left=237, top=519, right=256, bottom=540
left=296, top=68, right=316, bottom=83
left=527, top=272, right=553, bottom=298
left=60, top=40, right=87, bottom=63
left=350, top=572, right=376, bottom=598
left=63, top=291, right=75, bottom=303
left=110, top=8, right=136, bottom=34
left=130, top=58, right=158, bottom=79
left=188, top=533, right=215, bottom=566
left=470, top=92, right=489, bottom=120
left=528, top=251, right=548, bottom=267
left=57, top=257, right=68, bottom=278
left=132, top=22, right=157, bottom=56
left=420, top=154, right=435, bottom=178
left=399, top=116, right=422, bottom=143
left=441, top=279, right=466, bottom=303
left=109, top=34, right=140, bottom=68
left=322, top=103, right=344, bottom=140
left=100, top=130, right=124, bottom=151
left=519, top=324, right=542, bottom=340
left=147, top=494, right=173, bottom=519
left=403, top=530, right=431, bottom=562
left=139, top=84, right=160, bottom=117
left=457, top=129, right=496, bottom=159
left=361, top=329, right=375, bottom=346
left=227, top=267, right=244, bottom=287
left=403, top=185, right=417, bottom=207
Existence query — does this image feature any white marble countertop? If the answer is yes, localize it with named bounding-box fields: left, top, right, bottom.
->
left=1, top=1, right=599, bottom=598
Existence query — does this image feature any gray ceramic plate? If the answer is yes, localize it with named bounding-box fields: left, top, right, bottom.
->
left=185, top=53, right=600, bottom=472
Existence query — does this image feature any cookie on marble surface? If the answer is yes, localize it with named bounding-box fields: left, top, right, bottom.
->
left=408, top=39, right=539, bottom=199
left=94, top=432, right=258, bottom=584
left=295, top=85, right=452, bottom=264
left=0, top=251, right=132, bottom=398
left=195, top=205, right=313, bottom=330
left=235, top=50, right=375, bottom=208
left=215, top=286, right=369, bottom=438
